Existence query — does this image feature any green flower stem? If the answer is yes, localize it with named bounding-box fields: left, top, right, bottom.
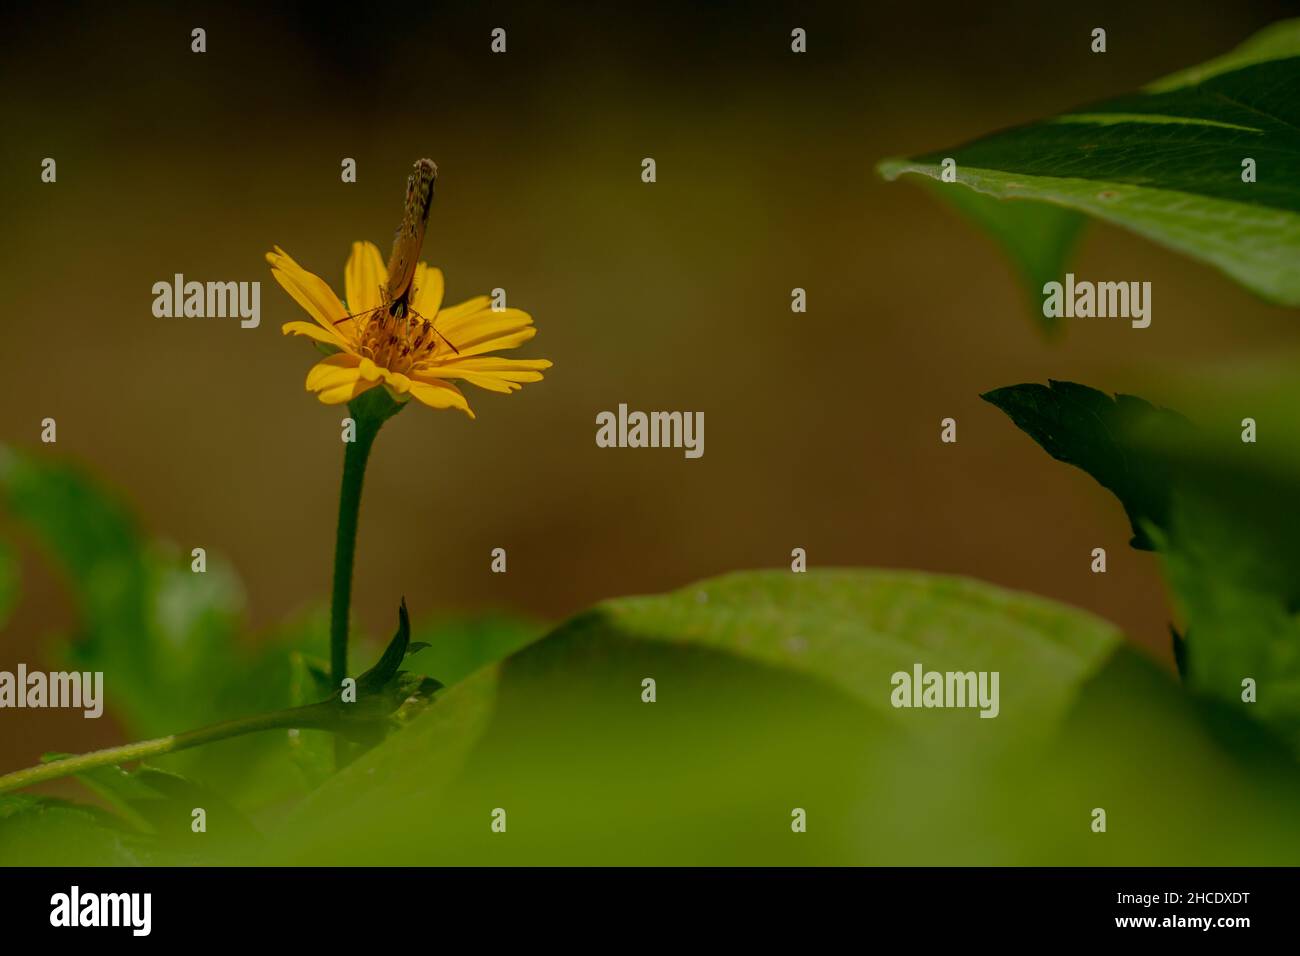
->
left=0, top=702, right=333, bottom=795
left=329, top=389, right=404, bottom=686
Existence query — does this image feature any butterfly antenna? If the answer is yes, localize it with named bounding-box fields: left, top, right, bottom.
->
left=409, top=308, right=460, bottom=354
left=330, top=305, right=381, bottom=327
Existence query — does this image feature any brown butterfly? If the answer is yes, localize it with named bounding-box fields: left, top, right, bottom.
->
left=386, top=157, right=437, bottom=312
left=333, top=159, right=457, bottom=354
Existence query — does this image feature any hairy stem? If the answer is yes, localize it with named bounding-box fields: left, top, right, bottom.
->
left=0, top=703, right=332, bottom=795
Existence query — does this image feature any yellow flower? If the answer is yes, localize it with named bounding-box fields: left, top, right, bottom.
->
left=268, top=241, right=551, bottom=417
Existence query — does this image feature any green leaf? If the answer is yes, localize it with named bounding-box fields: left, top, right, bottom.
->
left=1148, top=18, right=1300, bottom=91
left=541, top=569, right=1121, bottom=739
left=0, top=794, right=151, bottom=865
left=984, top=378, right=1300, bottom=753
left=1154, top=497, right=1300, bottom=751
left=1033, top=648, right=1300, bottom=866
left=268, top=569, right=1122, bottom=864
left=285, top=651, right=335, bottom=787
left=912, top=180, right=1087, bottom=334
left=0, top=446, right=334, bottom=806
left=1141, top=405, right=1300, bottom=750
left=879, top=20, right=1300, bottom=326
left=0, top=444, right=244, bottom=734
left=981, top=380, right=1192, bottom=549
left=405, top=613, right=543, bottom=686
left=61, top=760, right=160, bottom=832
left=356, top=599, right=412, bottom=695
left=69, top=762, right=261, bottom=847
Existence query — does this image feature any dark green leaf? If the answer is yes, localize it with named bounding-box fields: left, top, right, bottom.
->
left=1170, top=625, right=1188, bottom=682
left=985, top=377, right=1300, bottom=753
left=879, top=20, right=1300, bottom=325
left=356, top=598, right=411, bottom=695
left=981, top=380, right=1192, bottom=549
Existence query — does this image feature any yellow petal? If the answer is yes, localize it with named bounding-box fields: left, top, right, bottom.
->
left=344, top=241, right=387, bottom=315
left=412, top=264, right=445, bottom=319
left=438, top=306, right=530, bottom=336
left=408, top=380, right=475, bottom=417
left=378, top=367, right=412, bottom=395
left=434, top=295, right=493, bottom=328
left=432, top=373, right=518, bottom=393
left=441, top=357, right=553, bottom=372
left=318, top=377, right=380, bottom=406
left=306, top=353, right=362, bottom=391
left=452, top=327, right=538, bottom=358
left=436, top=308, right=536, bottom=355
left=267, top=247, right=348, bottom=331
left=282, top=320, right=351, bottom=349
left=415, top=356, right=550, bottom=393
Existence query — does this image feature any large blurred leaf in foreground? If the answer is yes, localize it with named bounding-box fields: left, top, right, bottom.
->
left=269, top=569, right=1126, bottom=864
left=879, top=19, right=1300, bottom=328
left=267, top=570, right=1300, bottom=864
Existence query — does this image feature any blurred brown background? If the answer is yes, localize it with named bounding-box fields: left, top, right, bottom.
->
left=2, top=0, right=1298, bottom=764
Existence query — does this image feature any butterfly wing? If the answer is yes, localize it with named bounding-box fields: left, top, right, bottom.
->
left=385, top=158, right=437, bottom=309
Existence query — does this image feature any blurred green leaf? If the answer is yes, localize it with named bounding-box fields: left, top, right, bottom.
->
left=1154, top=496, right=1300, bottom=752
left=0, top=442, right=550, bottom=850
left=0, top=794, right=151, bottom=865
left=70, top=762, right=261, bottom=848
left=0, top=446, right=329, bottom=806
left=1142, top=399, right=1300, bottom=751
left=268, top=569, right=1122, bottom=863
left=0, top=445, right=242, bottom=733
left=285, top=650, right=335, bottom=788
left=879, top=19, right=1300, bottom=327
left=60, top=760, right=159, bottom=832
left=405, top=613, right=542, bottom=686
left=1022, top=648, right=1300, bottom=865
left=914, top=180, right=1086, bottom=334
